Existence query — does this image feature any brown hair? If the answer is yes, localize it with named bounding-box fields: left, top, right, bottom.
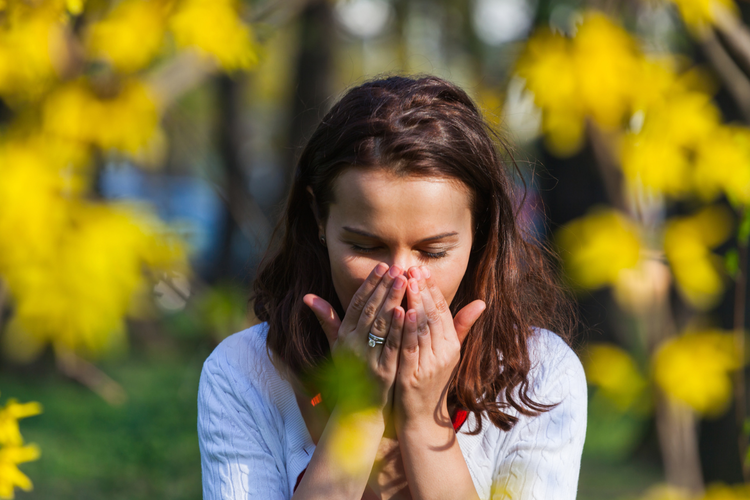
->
left=253, top=75, right=575, bottom=433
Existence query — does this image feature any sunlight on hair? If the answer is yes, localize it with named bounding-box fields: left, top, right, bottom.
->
left=653, top=330, right=741, bottom=417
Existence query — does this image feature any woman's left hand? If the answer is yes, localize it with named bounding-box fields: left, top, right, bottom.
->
left=394, top=266, right=486, bottom=429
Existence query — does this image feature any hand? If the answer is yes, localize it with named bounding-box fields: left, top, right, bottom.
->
left=304, top=262, right=408, bottom=414
left=395, top=266, right=486, bottom=429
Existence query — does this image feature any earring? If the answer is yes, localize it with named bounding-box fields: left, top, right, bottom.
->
left=319, top=235, right=326, bottom=246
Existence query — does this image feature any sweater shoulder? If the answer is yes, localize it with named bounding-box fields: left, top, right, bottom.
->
left=526, top=328, right=587, bottom=403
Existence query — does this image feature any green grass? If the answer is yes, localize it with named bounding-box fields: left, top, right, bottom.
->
left=1, top=336, right=664, bottom=500
left=1, top=340, right=213, bottom=500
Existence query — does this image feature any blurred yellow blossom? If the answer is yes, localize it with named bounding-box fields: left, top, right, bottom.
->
left=328, top=409, right=380, bottom=476
left=653, top=330, right=741, bottom=416
left=42, top=79, right=162, bottom=157
left=556, top=208, right=642, bottom=289
left=0, top=6, right=68, bottom=98
left=693, top=126, right=750, bottom=205
left=701, top=483, right=750, bottom=500
left=169, top=0, right=258, bottom=71
left=639, top=484, right=693, bottom=500
left=621, top=90, right=721, bottom=197
left=0, top=137, right=88, bottom=271
left=664, top=206, right=732, bottom=309
left=666, top=0, right=737, bottom=33
left=584, top=343, right=649, bottom=412
left=0, top=398, right=42, bottom=447
left=0, top=444, right=40, bottom=499
left=2, top=202, right=188, bottom=360
left=86, top=0, right=168, bottom=73
left=516, top=13, right=641, bottom=156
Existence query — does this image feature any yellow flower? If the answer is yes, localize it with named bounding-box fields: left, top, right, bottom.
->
left=0, top=399, right=42, bottom=447
left=664, top=205, right=732, bottom=310
left=584, top=343, right=648, bottom=412
left=516, top=13, right=642, bottom=156
left=621, top=89, right=721, bottom=197
left=86, top=0, right=168, bottom=73
left=701, top=483, right=750, bottom=500
left=653, top=330, right=741, bottom=416
left=3, top=201, right=188, bottom=359
left=42, top=79, right=162, bottom=157
left=0, top=444, right=40, bottom=499
left=693, top=126, right=750, bottom=205
left=0, top=7, right=68, bottom=99
left=556, top=208, right=642, bottom=289
left=639, top=484, right=693, bottom=500
left=572, top=13, right=641, bottom=129
left=620, top=134, right=692, bottom=196
left=169, top=0, right=259, bottom=71
left=328, top=409, right=380, bottom=476
left=666, top=0, right=737, bottom=34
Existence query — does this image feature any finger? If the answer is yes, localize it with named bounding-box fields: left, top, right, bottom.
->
left=421, top=266, right=453, bottom=324
left=340, top=262, right=389, bottom=333
left=369, top=273, right=407, bottom=343
left=354, top=265, right=401, bottom=346
left=399, top=308, right=419, bottom=374
left=454, top=300, right=487, bottom=344
left=379, top=305, right=404, bottom=369
left=416, top=266, right=445, bottom=344
left=407, top=276, right=432, bottom=359
left=303, top=294, right=342, bottom=349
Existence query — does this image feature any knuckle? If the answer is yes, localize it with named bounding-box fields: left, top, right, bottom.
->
left=362, top=303, right=378, bottom=319
left=384, top=335, right=400, bottom=350
left=426, top=308, right=441, bottom=324
left=418, top=322, right=429, bottom=336
left=351, top=294, right=368, bottom=311
left=435, top=299, right=450, bottom=315
left=372, top=316, right=388, bottom=333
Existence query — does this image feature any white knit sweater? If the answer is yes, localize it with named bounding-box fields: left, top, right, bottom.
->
left=198, top=323, right=587, bottom=500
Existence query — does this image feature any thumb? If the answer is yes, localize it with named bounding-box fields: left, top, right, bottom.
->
left=454, top=300, right=486, bottom=344
left=303, top=294, right=341, bottom=349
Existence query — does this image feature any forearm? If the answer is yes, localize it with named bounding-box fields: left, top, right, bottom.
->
left=293, top=407, right=385, bottom=500
left=398, top=413, right=480, bottom=500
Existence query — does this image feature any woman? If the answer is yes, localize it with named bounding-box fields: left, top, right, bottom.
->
left=198, top=75, right=587, bottom=500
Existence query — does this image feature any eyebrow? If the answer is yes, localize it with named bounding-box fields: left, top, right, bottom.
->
left=342, top=226, right=459, bottom=243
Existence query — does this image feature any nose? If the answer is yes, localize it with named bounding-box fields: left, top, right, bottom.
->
left=388, top=250, right=420, bottom=278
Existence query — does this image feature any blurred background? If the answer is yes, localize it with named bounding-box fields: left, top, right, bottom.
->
left=2, top=0, right=750, bottom=498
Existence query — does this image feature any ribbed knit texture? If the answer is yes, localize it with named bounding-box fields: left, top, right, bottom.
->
left=198, top=323, right=587, bottom=500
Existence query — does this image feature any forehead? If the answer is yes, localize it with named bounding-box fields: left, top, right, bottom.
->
left=328, top=168, right=473, bottom=237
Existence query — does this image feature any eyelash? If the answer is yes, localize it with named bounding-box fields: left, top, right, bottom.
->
left=350, top=245, right=448, bottom=260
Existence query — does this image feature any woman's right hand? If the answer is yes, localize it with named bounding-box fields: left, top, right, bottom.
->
left=303, top=262, right=408, bottom=415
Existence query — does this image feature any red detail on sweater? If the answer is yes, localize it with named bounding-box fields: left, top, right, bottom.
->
left=293, top=409, right=469, bottom=494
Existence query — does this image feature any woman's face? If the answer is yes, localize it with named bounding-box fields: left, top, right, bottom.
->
left=321, top=168, right=474, bottom=311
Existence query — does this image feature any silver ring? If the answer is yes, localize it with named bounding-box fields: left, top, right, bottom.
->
left=368, top=332, right=386, bottom=347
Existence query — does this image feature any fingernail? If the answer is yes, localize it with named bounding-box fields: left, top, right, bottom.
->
left=422, top=267, right=431, bottom=279
left=375, top=263, right=388, bottom=276
left=394, top=307, right=403, bottom=319
left=411, top=268, right=421, bottom=280
left=408, top=310, right=417, bottom=322
left=389, top=265, right=401, bottom=278
left=394, top=277, right=405, bottom=289
left=409, top=279, right=419, bottom=293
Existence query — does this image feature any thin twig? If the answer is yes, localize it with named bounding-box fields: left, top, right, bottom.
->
left=55, top=349, right=128, bottom=406
left=734, top=209, right=749, bottom=480
left=700, top=29, right=750, bottom=122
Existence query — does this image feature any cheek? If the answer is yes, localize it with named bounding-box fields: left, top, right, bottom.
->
left=330, top=256, right=375, bottom=310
